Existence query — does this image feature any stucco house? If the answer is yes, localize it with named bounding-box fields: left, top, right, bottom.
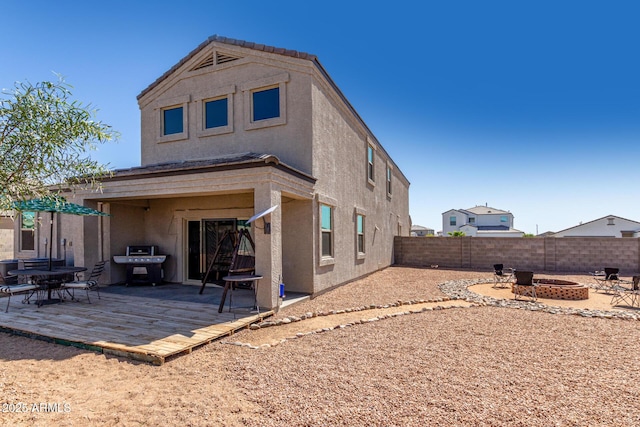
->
left=12, top=35, right=410, bottom=310
left=552, top=215, right=640, bottom=238
left=442, top=205, right=524, bottom=237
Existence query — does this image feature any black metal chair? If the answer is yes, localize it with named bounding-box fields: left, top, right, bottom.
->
left=513, top=270, right=536, bottom=301
left=0, top=271, right=39, bottom=312
left=61, top=261, right=107, bottom=303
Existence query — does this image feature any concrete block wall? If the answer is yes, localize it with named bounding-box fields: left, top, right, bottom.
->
left=394, top=237, right=640, bottom=275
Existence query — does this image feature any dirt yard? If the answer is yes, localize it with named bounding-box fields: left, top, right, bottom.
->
left=1, top=266, right=639, bottom=426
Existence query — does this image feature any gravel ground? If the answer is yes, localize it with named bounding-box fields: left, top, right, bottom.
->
left=2, top=266, right=640, bottom=426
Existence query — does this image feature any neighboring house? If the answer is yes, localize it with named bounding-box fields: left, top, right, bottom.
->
left=442, top=205, right=524, bottom=237
left=552, top=215, right=640, bottom=238
left=411, top=225, right=434, bottom=237
left=13, top=36, right=410, bottom=310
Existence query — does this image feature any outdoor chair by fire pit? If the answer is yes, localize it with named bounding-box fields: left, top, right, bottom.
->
left=610, top=275, right=640, bottom=308
left=513, top=270, right=536, bottom=301
left=591, top=267, right=620, bottom=293
left=492, top=264, right=514, bottom=288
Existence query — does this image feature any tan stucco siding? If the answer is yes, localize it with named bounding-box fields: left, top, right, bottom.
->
left=139, top=55, right=315, bottom=174
left=310, top=83, right=410, bottom=294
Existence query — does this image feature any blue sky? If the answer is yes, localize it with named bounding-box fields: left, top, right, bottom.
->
left=3, top=1, right=639, bottom=235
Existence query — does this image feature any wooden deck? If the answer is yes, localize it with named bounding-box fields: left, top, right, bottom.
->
left=0, top=290, right=273, bottom=365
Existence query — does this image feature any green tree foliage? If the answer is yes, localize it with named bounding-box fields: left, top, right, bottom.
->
left=0, top=77, right=117, bottom=209
left=448, top=231, right=466, bottom=237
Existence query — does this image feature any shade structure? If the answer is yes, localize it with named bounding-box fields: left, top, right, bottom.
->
left=12, top=196, right=110, bottom=270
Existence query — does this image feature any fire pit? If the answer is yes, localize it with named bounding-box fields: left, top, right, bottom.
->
left=513, top=278, right=588, bottom=300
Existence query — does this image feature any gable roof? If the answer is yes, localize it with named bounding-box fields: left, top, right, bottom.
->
left=136, top=35, right=409, bottom=186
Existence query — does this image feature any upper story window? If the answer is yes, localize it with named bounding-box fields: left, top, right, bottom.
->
left=607, top=217, right=615, bottom=225
left=155, top=95, right=190, bottom=143
left=500, top=216, right=508, bottom=223
left=205, top=98, right=228, bottom=128
left=367, top=144, right=375, bottom=183
left=386, top=164, right=392, bottom=196
left=20, top=212, right=35, bottom=251
left=196, top=85, right=235, bottom=138
left=450, top=216, right=457, bottom=226
left=469, top=217, right=475, bottom=224
left=321, top=204, right=333, bottom=258
left=252, top=87, right=280, bottom=121
left=163, top=107, right=183, bottom=135
left=241, top=72, right=288, bottom=131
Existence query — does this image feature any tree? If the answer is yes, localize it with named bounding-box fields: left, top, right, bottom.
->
left=448, top=231, right=466, bottom=237
left=0, top=77, right=117, bottom=210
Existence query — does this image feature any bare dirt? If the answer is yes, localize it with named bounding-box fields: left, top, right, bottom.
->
left=1, top=266, right=639, bottom=426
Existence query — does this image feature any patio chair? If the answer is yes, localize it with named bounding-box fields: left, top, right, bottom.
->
left=591, top=267, right=619, bottom=293
left=492, top=264, right=514, bottom=288
left=513, top=270, right=536, bottom=301
left=61, top=261, right=106, bottom=303
left=0, top=272, right=39, bottom=312
left=611, top=275, right=639, bottom=308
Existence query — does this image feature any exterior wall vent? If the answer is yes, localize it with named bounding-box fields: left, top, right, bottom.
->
left=192, top=54, right=214, bottom=71
left=216, top=52, right=241, bottom=64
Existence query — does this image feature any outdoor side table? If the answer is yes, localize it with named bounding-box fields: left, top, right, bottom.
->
left=220, top=275, right=263, bottom=313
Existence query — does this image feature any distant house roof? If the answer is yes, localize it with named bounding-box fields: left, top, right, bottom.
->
left=411, top=225, right=432, bottom=231
left=553, top=215, right=640, bottom=235
left=463, top=205, right=511, bottom=215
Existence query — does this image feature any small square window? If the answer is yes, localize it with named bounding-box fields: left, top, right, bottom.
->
left=607, top=218, right=615, bottom=226
left=163, top=107, right=184, bottom=135
left=469, top=217, right=475, bottom=224
left=205, top=98, right=228, bottom=129
left=500, top=216, right=508, bottom=223
left=253, top=87, right=280, bottom=121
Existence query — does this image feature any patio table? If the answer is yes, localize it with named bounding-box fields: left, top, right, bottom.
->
left=8, top=266, right=87, bottom=306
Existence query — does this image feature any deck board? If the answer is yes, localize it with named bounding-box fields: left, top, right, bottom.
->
left=0, top=289, right=273, bottom=364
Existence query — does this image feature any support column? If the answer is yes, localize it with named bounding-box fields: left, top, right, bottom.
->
left=253, top=183, right=282, bottom=310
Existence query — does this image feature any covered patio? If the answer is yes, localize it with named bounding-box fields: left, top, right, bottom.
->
left=0, top=284, right=281, bottom=365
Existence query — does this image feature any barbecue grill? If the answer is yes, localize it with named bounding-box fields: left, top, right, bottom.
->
left=113, top=245, right=167, bottom=286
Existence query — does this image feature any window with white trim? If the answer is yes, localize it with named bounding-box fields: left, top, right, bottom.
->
left=196, top=85, right=235, bottom=137
left=20, top=212, right=35, bottom=251
left=357, top=214, right=365, bottom=255
left=321, top=204, right=333, bottom=257
left=156, top=95, right=190, bottom=143
left=386, top=164, right=392, bottom=196
left=242, top=73, right=289, bottom=130
left=367, top=144, right=375, bottom=183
